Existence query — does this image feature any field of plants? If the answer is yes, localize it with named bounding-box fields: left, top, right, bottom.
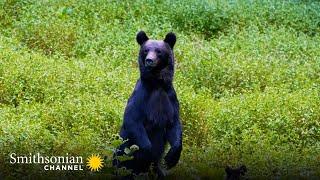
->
left=0, top=0, right=320, bottom=178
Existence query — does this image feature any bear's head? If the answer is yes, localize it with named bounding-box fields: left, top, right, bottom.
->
left=136, top=31, right=176, bottom=83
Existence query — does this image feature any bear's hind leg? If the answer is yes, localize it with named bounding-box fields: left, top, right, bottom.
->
left=149, top=130, right=166, bottom=178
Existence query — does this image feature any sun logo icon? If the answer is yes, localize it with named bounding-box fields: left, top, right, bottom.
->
left=86, top=154, right=104, bottom=172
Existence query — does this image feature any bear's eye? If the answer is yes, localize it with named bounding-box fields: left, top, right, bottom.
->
left=155, top=49, right=161, bottom=55
left=144, top=49, right=149, bottom=54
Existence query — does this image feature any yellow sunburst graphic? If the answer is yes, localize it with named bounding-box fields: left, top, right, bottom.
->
left=86, top=154, right=104, bottom=172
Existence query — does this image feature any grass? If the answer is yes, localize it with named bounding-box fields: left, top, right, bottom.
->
left=0, top=0, right=320, bottom=178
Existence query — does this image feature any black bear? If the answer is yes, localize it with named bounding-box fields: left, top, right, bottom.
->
left=225, top=165, right=247, bottom=180
left=113, top=31, right=182, bottom=178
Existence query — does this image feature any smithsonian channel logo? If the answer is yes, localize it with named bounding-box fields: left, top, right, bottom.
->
left=9, top=153, right=104, bottom=172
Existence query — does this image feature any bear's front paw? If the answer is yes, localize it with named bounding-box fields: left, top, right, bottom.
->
left=164, top=155, right=178, bottom=169
left=164, top=145, right=182, bottom=169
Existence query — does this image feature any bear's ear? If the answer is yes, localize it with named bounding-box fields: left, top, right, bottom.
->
left=164, top=32, right=176, bottom=49
left=136, top=31, right=149, bottom=46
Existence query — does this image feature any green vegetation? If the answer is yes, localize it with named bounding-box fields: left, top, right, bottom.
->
left=0, top=0, right=320, bottom=178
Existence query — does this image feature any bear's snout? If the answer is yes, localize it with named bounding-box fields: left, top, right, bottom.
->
left=145, top=58, right=154, bottom=66
left=145, top=52, right=158, bottom=67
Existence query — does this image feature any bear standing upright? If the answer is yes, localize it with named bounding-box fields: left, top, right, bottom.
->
left=113, top=31, right=182, bottom=177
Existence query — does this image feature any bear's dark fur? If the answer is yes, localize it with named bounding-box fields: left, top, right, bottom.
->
left=113, top=31, right=182, bottom=178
